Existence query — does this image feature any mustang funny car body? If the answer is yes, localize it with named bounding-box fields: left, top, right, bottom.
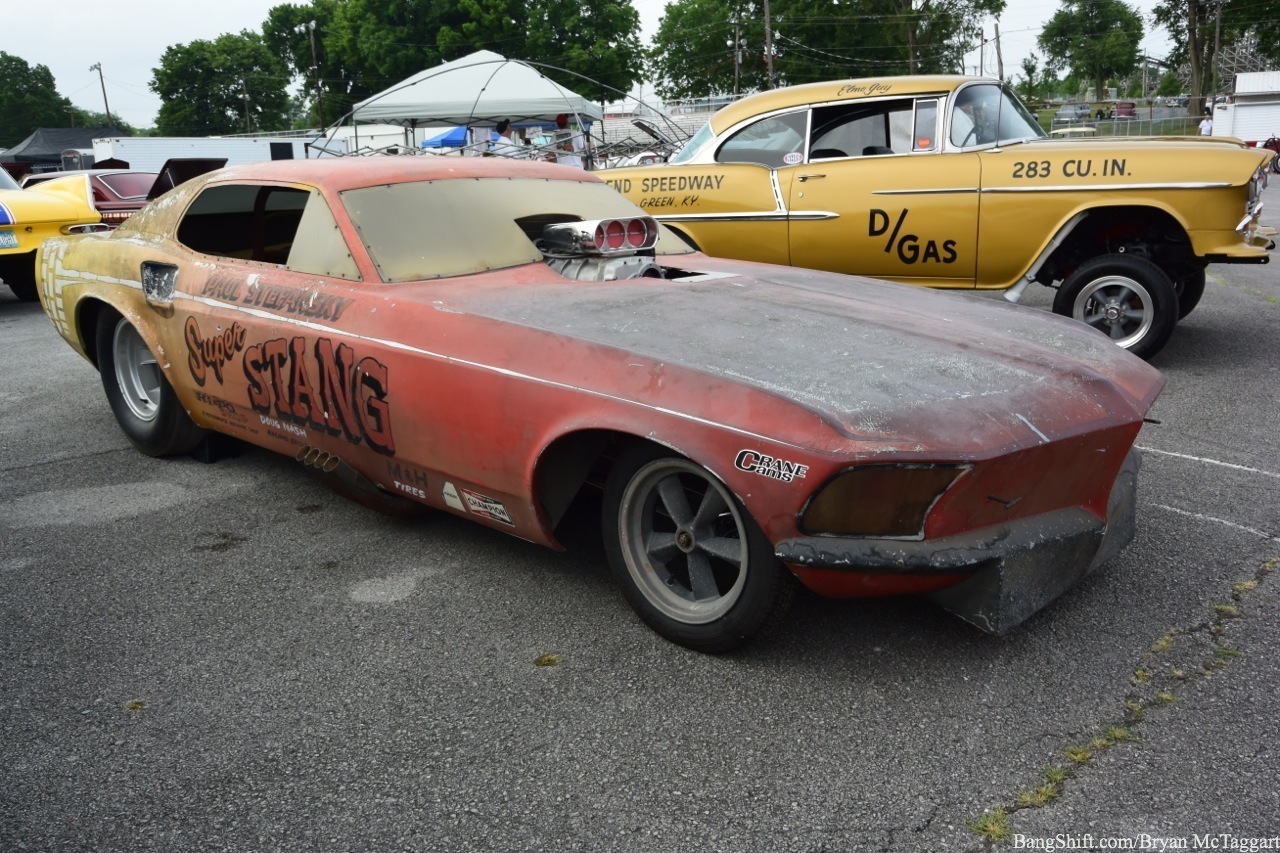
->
left=602, top=76, right=1274, bottom=359
left=38, top=158, right=1163, bottom=651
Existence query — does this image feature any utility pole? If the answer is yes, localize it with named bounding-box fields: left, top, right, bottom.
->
left=306, top=20, right=325, bottom=126
left=728, top=18, right=744, bottom=97
left=994, top=23, right=1003, bottom=80
left=88, top=63, right=114, bottom=128
left=1213, top=0, right=1223, bottom=99
left=241, top=78, right=252, bottom=133
left=763, top=0, right=774, bottom=89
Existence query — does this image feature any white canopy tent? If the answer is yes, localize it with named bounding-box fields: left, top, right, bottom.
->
left=350, top=50, right=604, bottom=128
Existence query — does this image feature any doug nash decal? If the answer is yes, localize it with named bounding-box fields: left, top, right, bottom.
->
left=734, top=450, right=809, bottom=483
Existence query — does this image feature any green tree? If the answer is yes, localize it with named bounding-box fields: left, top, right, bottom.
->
left=1038, top=0, right=1143, bottom=107
left=263, top=0, right=355, bottom=126
left=292, top=0, right=641, bottom=121
left=1155, top=70, right=1182, bottom=98
left=67, top=108, right=139, bottom=136
left=1151, top=0, right=1214, bottom=110
left=151, top=32, right=292, bottom=134
left=646, top=0, right=754, bottom=99
left=1016, top=55, right=1040, bottom=102
left=523, top=0, right=644, bottom=102
left=1150, top=0, right=1280, bottom=112
left=647, top=0, right=1003, bottom=102
left=0, top=52, right=77, bottom=147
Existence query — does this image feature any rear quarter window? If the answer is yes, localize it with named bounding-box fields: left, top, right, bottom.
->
left=175, top=183, right=360, bottom=280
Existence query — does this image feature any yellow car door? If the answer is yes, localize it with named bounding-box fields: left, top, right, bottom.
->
left=785, top=97, right=980, bottom=287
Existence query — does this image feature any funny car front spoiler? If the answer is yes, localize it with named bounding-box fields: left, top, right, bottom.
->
left=774, top=450, right=1141, bottom=635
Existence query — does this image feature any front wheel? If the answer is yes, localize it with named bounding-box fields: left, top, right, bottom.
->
left=603, top=445, right=793, bottom=653
left=1052, top=254, right=1177, bottom=360
left=96, top=310, right=207, bottom=457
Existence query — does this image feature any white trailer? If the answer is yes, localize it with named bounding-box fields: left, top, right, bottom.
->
left=90, top=135, right=336, bottom=173
left=1212, top=71, right=1280, bottom=146
left=91, top=125, right=431, bottom=172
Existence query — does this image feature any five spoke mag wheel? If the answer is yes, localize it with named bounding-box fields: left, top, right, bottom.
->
left=96, top=310, right=206, bottom=457
left=603, top=445, right=793, bottom=653
left=1052, top=254, right=1177, bottom=360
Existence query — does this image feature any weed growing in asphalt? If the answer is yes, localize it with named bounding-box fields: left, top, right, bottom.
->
left=966, top=554, right=1278, bottom=841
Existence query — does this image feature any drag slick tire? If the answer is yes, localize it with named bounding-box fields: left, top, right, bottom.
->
left=96, top=310, right=207, bottom=457
left=1052, top=254, right=1177, bottom=360
left=603, top=444, right=793, bottom=653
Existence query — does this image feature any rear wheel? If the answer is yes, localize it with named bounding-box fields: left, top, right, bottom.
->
left=96, top=310, right=207, bottom=457
left=0, top=252, right=39, bottom=302
left=1052, top=254, right=1177, bottom=360
left=603, top=444, right=793, bottom=653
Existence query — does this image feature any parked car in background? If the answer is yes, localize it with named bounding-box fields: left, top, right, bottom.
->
left=21, top=159, right=225, bottom=228
left=1055, top=102, right=1093, bottom=123
left=602, top=75, right=1276, bottom=359
left=1113, top=100, right=1137, bottom=119
left=22, top=169, right=157, bottom=227
left=0, top=167, right=104, bottom=301
left=36, top=157, right=1165, bottom=651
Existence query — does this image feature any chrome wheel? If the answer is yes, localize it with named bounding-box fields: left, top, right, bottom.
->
left=112, top=319, right=162, bottom=422
left=1070, top=275, right=1155, bottom=347
left=1053, top=254, right=1177, bottom=360
left=616, top=457, right=749, bottom=624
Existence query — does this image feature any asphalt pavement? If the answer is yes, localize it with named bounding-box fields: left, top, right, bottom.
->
left=2, top=183, right=1278, bottom=852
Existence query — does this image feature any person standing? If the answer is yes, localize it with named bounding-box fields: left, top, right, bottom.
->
left=553, top=113, right=585, bottom=169
left=1200, top=109, right=1214, bottom=136
left=489, top=119, right=524, bottom=158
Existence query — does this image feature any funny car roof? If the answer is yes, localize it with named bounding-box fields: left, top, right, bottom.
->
left=200, top=156, right=597, bottom=193
left=709, top=75, right=987, bottom=134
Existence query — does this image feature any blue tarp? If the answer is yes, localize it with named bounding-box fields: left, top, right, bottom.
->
left=421, top=126, right=497, bottom=148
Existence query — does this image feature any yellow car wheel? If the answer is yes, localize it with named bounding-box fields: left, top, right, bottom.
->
left=1053, top=255, right=1177, bottom=361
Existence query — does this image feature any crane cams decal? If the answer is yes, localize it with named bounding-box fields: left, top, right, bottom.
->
left=734, top=450, right=809, bottom=483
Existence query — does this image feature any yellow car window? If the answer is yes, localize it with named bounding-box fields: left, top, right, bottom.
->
left=715, top=112, right=807, bottom=168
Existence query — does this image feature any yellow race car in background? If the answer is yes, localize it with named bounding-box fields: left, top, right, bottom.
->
left=0, top=168, right=103, bottom=302
left=602, top=76, right=1274, bottom=360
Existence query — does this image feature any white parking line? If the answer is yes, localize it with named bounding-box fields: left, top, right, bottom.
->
left=1137, top=445, right=1280, bottom=480
left=1152, top=504, right=1280, bottom=543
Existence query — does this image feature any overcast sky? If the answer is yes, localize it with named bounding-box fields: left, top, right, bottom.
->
left=11, top=0, right=1171, bottom=129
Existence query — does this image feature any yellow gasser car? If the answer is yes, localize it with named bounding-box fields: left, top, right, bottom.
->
left=602, top=76, right=1274, bottom=359
left=0, top=168, right=103, bottom=301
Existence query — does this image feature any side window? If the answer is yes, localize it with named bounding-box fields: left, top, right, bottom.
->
left=913, top=99, right=939, bottom=151
left=176, top=184, right=356, bottom=281
left=810, top=100, right=914, bottom=158
left=716, top=112, right=807, bottom=167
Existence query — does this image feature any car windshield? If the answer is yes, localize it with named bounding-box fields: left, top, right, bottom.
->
left=669, top=121, right=715, bottom=165
left=342, top=177, right=692, bottom=283
left=950, top=84, right=1046, bottom=147
left=0, top=169, right=20, bottom=191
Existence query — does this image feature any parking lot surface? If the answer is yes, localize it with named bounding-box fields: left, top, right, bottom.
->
left=2, top=184, right=1278, bottom=851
